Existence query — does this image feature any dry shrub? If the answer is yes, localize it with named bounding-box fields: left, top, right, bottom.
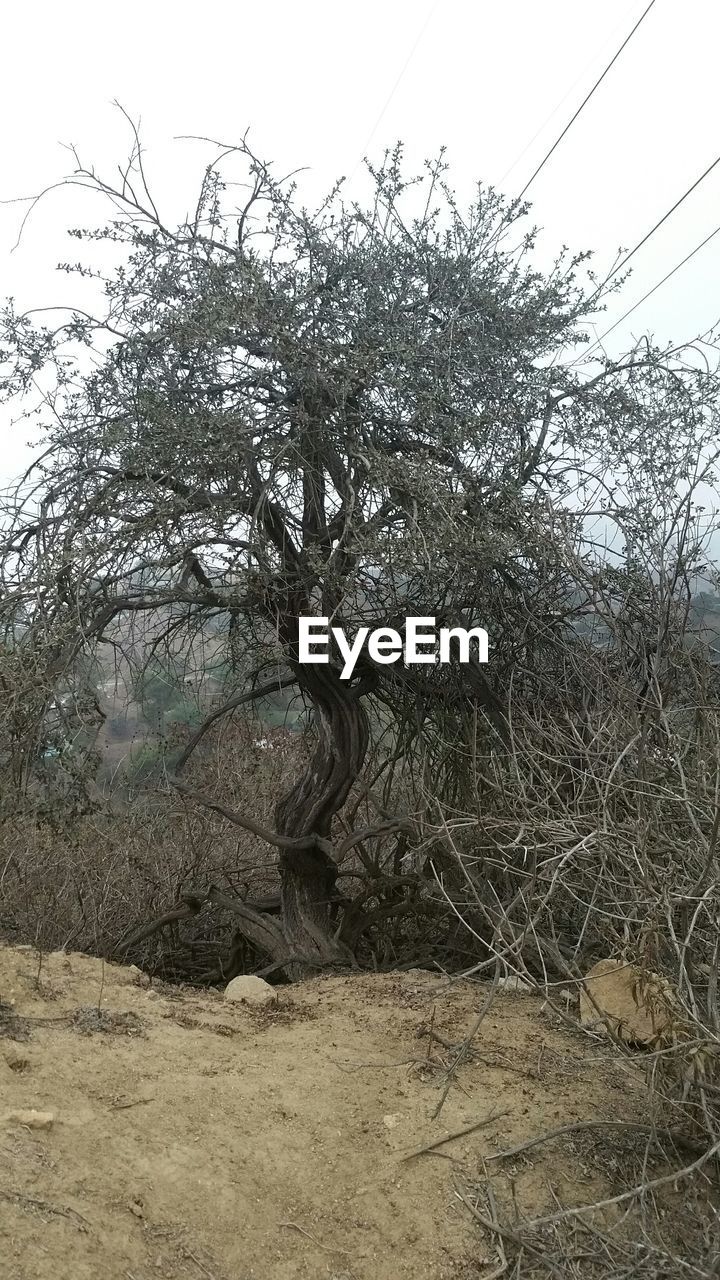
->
left=416, top=624, right=720, bottom=1275
left=0, top=717, right=306, bottom=979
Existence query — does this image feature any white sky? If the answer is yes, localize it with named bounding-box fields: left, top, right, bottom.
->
left=2, top=0, right=720, bottom=486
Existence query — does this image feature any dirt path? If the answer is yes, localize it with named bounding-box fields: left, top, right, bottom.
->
left=0, top=946, right=650, bottom=1279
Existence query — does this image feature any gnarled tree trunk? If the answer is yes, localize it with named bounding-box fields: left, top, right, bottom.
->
left=275, top=662, right=369, bottom=972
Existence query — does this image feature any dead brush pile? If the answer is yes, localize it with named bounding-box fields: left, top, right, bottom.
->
left=413, top=637, right=720, bottom=1276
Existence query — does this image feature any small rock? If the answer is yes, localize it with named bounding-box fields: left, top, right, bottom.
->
left=496, top=975, right=533, bottom=993
left=3, top=1048, right=31, bottom=1073
left=4, top=1109, right=55, bottom=1129
left=580, top=958, right=676, bottom=1046
left=402, top=968, right=443, bottom=983
left=224, top=975, right=277, bottom=1006
left=382, top=1113, right=402, bottom=1129
left=400, top=968, right=447, bottom=994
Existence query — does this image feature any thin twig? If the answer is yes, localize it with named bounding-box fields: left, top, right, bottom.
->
left=398, top=1108, right=510, bottom=1161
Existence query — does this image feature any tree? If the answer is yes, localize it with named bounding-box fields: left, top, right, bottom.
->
left=2, top=127, right=718, bottom=974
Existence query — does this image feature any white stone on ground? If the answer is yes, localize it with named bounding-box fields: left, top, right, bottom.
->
left=224, top=975, right=277, bottom=1006
left=4, top=1109, right=55, bottom=1129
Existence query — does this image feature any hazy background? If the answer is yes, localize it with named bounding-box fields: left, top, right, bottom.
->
left=2, top=0, right=719, bottom=486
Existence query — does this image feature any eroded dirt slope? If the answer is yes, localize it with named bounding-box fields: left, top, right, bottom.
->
left=0, top=946, right=651, bottom=1279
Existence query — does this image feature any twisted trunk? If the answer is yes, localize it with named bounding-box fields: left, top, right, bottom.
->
left=275, top=661, right=369, bottom=972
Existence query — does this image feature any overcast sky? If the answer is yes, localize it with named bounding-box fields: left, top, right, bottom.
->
left=2, top=0, right=720, bottom=487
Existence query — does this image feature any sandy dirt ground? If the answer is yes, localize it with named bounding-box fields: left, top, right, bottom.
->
left=0, top=945, right=668, bottom=1279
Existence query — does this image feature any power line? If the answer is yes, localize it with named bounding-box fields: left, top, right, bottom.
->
left=561, top=128, right=720, bottom=363
left=584, top=220, right=720, bottom=357
left=351, top=1, right=439, bottom=179
left=518, top=0, right=658, bottom=200
left=499, top=2, right=649, bottom=189
left=606, top=150, right=720, bottom=284
left=570, top=146, right=720, bottom=331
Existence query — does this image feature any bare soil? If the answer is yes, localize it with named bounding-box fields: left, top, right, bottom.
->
left=0, top=945, right=681, bottom=1279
